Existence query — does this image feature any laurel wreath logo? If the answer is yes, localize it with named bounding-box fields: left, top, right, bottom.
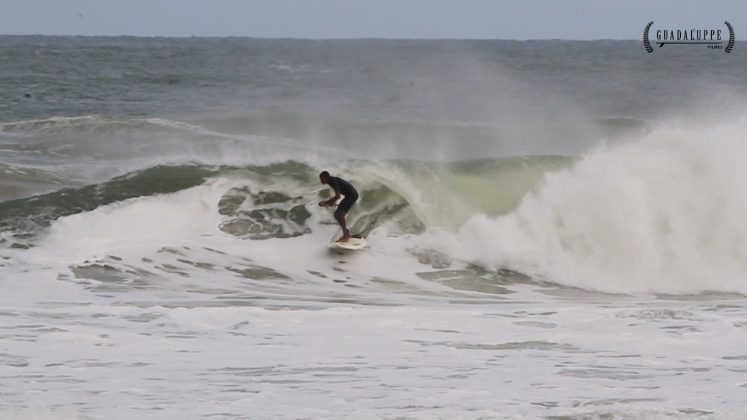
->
left=644, top=21, right=735, bottom=53
left=643, top=21, right=654, bottom=53
left=725, top=21, right=735, bottom=53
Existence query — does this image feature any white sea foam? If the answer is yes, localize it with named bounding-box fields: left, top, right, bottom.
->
left=449, top=118, right=747, bottom=294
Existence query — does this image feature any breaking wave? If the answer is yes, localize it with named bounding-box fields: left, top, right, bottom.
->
left=3, top=115, right=747, bottom=296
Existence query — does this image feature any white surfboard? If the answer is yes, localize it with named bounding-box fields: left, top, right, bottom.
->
left=329, top=237, right=367, bottom=251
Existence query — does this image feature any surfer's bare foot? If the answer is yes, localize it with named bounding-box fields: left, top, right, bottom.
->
left=336, top=234, right=351, bottom=243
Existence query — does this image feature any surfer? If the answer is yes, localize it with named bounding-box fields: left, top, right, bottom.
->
left=318, top=171, right=358, bottom=242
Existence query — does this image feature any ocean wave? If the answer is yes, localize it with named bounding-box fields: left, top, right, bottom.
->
left=0, top=156, right=566, bottom=244
left=7, top=117, right=747, bottom=295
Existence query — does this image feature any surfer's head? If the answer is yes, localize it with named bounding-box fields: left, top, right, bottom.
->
left=319, top=171, right=331, bottom=184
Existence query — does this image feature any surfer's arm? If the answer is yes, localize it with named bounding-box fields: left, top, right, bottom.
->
left=319, top=189, right=341, bottom=207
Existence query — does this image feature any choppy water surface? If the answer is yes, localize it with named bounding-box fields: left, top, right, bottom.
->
left=1, top=36, right=747, bottom=419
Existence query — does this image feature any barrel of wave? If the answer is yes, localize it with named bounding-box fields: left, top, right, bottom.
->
left=346, top=157, right=569, bottom=232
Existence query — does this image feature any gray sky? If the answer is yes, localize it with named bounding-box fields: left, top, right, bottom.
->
left=0, top=0, right=744, bottom=39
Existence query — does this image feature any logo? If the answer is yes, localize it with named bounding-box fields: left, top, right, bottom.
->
left=643, top=21, right=735, bottom=53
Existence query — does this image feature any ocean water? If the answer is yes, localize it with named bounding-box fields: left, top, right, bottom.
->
left=1, top=36, right=747, bottom=419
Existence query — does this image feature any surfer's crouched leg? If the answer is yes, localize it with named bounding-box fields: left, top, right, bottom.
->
left=334, top=209, right=351, bottom=242
left=334, top=194, right=357, bottom=242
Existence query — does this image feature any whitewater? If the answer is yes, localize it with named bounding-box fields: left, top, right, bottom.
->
left=1, top=36, right=747, bottom=419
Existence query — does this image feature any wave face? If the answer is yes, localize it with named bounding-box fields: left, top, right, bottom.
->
left=0, top=156, right=565, bottom=247
left=0, top=165, right=218, bottom=245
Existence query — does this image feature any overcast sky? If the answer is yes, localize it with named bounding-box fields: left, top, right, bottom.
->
left=0, top=0, right=744, bottom=39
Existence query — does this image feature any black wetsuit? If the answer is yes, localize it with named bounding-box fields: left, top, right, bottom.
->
left=329, top=176, right=358, bottom=213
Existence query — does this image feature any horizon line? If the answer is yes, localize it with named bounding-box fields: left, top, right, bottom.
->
left=0, top=34, right=655, bottom=42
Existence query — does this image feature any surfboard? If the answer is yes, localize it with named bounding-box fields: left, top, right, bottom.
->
left=329, top=237, right=367, bottom=251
